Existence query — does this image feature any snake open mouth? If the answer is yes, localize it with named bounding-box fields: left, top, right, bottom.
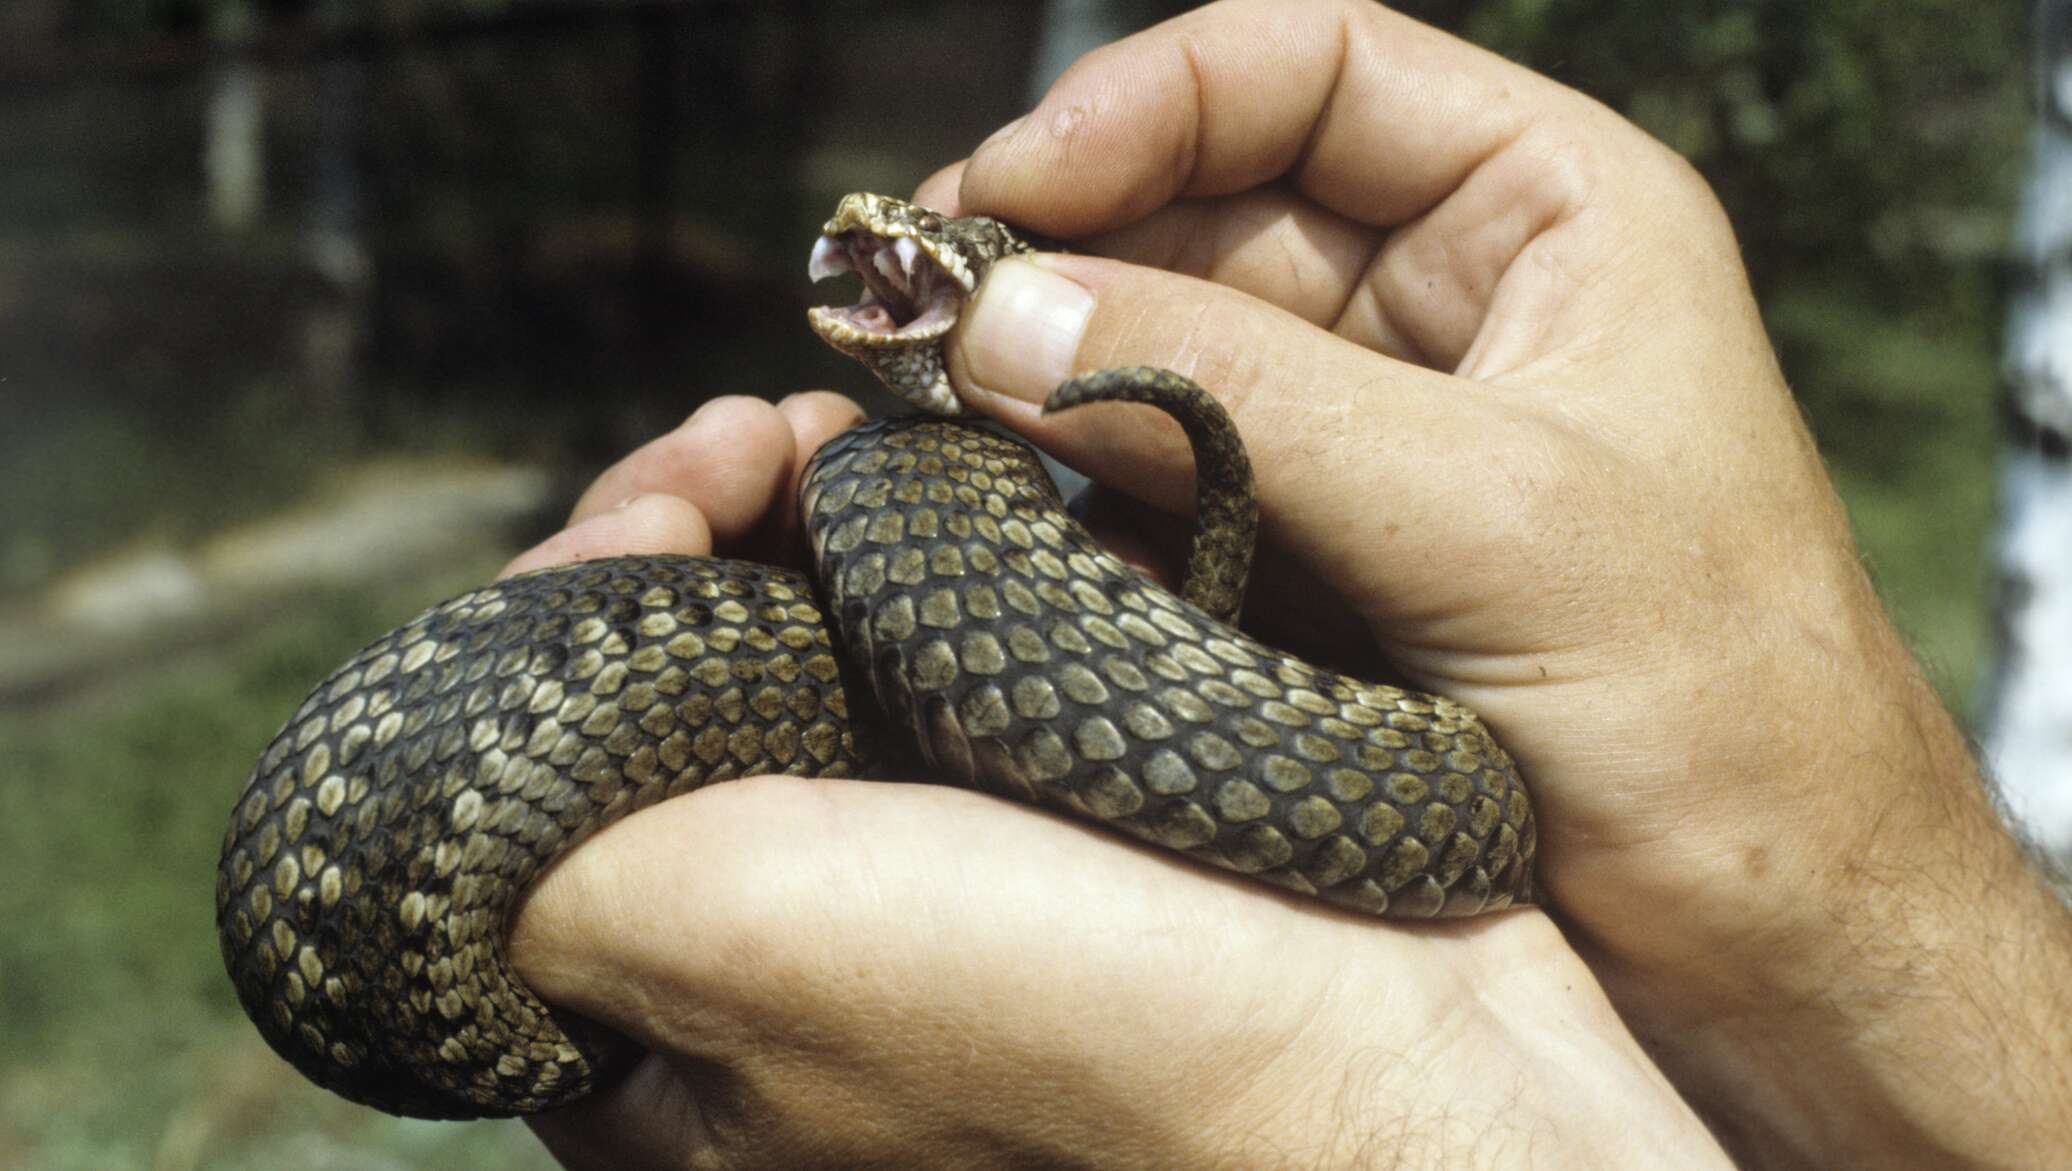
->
left=803, top=193, right=1008, bottom=415
left=806, top=229, right=968, bottom=342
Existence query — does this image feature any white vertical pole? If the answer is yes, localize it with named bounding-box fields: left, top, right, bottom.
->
left=1987, top=1, right=2072, bottom=869
left=204, top=6, right=264, bottom=232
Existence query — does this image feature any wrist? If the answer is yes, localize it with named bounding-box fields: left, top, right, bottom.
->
left=1604, top=667, right=2072, bottom=1169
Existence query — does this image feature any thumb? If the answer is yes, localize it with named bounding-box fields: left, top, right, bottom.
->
left=507, top=774, right=1355, bottom=1063
left=505, top=773, right=1468, bottom=1166
left=947, top=253, right=1582, bottom=654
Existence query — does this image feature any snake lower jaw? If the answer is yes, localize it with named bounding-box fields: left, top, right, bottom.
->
left=805, top=305, right=962, bottom=415
left=806, top=246, right=969, bottom=415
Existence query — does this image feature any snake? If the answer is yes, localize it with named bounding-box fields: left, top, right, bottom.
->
left=215, top=192, right=1537, bottom=1121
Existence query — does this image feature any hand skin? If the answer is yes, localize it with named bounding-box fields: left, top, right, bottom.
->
left=506, top=400, right=1726, bottom=1171
left=507, top=2, right=2072, bottom=1168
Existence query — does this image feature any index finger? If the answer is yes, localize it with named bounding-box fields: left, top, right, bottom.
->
left=961, top=0, right=1588, bottom=235
left=958, top=0, right=1751, bottom=395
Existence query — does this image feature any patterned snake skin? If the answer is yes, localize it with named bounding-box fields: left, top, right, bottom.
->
left=215, top=195, right=1536, bottom=1120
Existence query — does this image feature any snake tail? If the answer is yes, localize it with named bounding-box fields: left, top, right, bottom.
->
left=1043, top=366, right=1258, bottom=626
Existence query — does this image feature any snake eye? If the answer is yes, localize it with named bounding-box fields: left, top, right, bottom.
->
left=916, top=212, right=944, bottom=233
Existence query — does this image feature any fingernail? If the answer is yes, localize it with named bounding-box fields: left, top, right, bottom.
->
left=962, top=257, right=1093, bottom=404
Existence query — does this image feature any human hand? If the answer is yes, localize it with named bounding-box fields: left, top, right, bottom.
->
left=500, top=390, right=1726, bottom=1170
left=906, top=1, right=2071, bottom=1167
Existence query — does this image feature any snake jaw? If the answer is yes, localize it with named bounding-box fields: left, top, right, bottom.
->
left=806, top=192, right=1021, bottom=416
left=805, top=233, right=965, bottom=414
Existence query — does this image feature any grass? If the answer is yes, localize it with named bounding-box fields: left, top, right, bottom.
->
left=0, top=567, right=560, bottom=1171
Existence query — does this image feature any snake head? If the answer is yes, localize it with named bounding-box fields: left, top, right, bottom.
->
left=807, top=192, right=1034, bottom=414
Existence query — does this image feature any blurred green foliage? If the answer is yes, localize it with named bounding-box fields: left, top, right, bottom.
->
left=1410, top=0, right=2023, bottom=348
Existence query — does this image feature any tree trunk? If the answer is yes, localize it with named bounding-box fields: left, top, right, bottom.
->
left=204, top=6, right=263, bottom=231
left=1986, top=0, right=2072, bottom=870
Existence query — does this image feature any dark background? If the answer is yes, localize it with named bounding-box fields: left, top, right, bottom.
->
left=0, top=1, right=2026, bottom=1166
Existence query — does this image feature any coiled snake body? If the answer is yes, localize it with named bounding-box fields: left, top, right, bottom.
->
left=216, top=195, right=1536, bottom=1120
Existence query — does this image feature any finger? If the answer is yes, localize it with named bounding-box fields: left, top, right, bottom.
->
left=973, top=180, right=1398, bottom=360
left=500, top=493, right=715, bottom=579
left=958, top=0, right=1743, bottom=376
left=505, top=775, right=1660, bottom=1168
left=528, top=1056, right=718, bottom=1171
left=950, top=254, right=1514, bottom=541
left=944, top=250, right=1647, bottom=679
left=508, top=773, right=1388, bottom=1053
left=763, top=391, right=867, bottom=547
left=1067, top=483, right=1182, bottom=591
left=941, top=147, right=1417, bottom=362
left=775, top=390, right=867, bottom=499
left=942, top=135, right=1386, bottom=340
left=570, top=396, right=799, bottom=541
left=1069, top=186, right=1385, bottom=340
left=507, top=775, right=1530, bottom=1161
left=910, top=162, right=966, bottom=214
left=962, top=0, right=1593, bottom=235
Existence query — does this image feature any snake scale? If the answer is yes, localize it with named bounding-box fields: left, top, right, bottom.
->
left=216, top=193, right=1537, bottom=1120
